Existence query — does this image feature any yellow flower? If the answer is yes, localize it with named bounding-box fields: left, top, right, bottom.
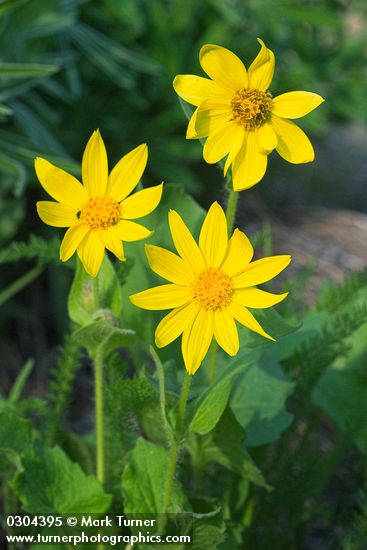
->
left=130, top=202, right=291, bottom=375
left=35, top=130, right=163, bottom=277
left=173, top=39, right=324, bottom=191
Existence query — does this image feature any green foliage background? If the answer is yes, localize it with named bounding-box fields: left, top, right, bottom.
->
left=1, top=0, right=367, bottom=548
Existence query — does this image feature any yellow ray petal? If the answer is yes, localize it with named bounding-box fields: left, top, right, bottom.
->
left=203, top=121, right=243, bottom=164
left=145, top=244, right=195, bottom=286
left=272, top=91, right=325, bottom=119
left=60, top=221, right=90, bottom=262
left=130, top=284, right=193, bottom=311
left=119, top=183, right=163, bottom=220
left=37, top=201, right=77, bottom=227
left=173, top=74, right=230, bottom=107
left=213, top=308, right=239, bottom=356
left=77, top=230, right=105, bottom=278
left=106, top=143, right=148, bottom=202
left=155, top=301, right=199, bottom=348
left=232, top=288, right=288, bottom=308
left=271, top=115, right=314, bottom=164
left=34, top=158, right=87, bottom=209
left=114, top=220, right=152, bottom=242
left=229, top=302, right=274, bottom=340
left=186, top=108, right=199, bottom=139
left=194, top=100, right=232, bottom=138
left=232, top=132, right=268, bottom=191
left=199, top=202, right=228, bottom=267
left=248, top=38, right=275, bottom=92
left=223, top=128, right=245, bottom=176
left=82, top=130, right=108, bottom=197
left=168, top=210, right=205, bottom=272
left=182, top=308, right=213, bottom=374
left=199, top=44, right=248, bottom=91
left=257, top=123, right=278, bottom=153
left=101, top=227, right=125, bottom=261
left=232, top=255, right=291, bottom=288
left=221, top=228, right=254, bottom=277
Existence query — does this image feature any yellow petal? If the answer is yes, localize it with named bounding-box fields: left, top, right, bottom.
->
left=106, top=143, right=148, bottom=202
left=37, top=201, right=77, bottom=227
left=186, top=108, right=199, bottom=139
left=229, top=302, right=274, bottom=340
left=213, top=308, right=239, bottom=356
left=248, top=38, right=275, bottom=92
left=199, top=44, right=248, bottom=91
left=173, top=74, right=230, bottom=107
left=271, top=115, right=314, bottom=164
left=168, top=210, right=205, bottom=272
left=203, top=121, right=243, bottom=164
left=130, top=284, right=193, bottom=311
left=34, top=158, right=87, bottom=209
left=114, top=220, right=152, bottom=242
left=220, top=228, right=254, bottom=277
left=145, top=244, right=195, bottom=286
left=60, top=222, right=90, bottom=262
left=232, top=133, right=268, bottom=191
left=82, top=130, right=108, bottom=197
left=232, top=288, right=288, bottom=308
left=155, top=301, right=199, bottom=348
left=194, top=100, right=232, bottom=138
left=199, top=202, right=228, bottom=267
left=223, top=128, right=245, bottom=176
left=272, top=91, right=325, bottom=119
left=257, top=123, right=277, bottom=153
left=232, top=255, right=291, bottom=288
left=101, top=227, right=125, bottom=261
left=182, top=308, right=213, bottom=375
left=120, top=183, right=163, bottom=220
left=77, top=230, right=105, bottom=278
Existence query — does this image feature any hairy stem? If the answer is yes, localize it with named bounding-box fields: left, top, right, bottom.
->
left=160, top=373, right=192, bottom=530
left=225, top=187, right=239, bottom=234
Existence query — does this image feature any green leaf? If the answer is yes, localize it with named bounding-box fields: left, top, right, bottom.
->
left=192, top=506, right=225, bottom=550
left=189, top=375, right=236, bottom=436
left=0, top=410, right=32, bottom=465
left=237, top=309, right=300, bottom=350
left=313, top=322, right=367, bottom=453
left=188, top=409, right=269, bottom=490
left=0, top=62, right=58, bottom=79
left=68, top=255, right=122, bottom=326
left=122, top=438, right=188, bottom=514
left=72, top=319, right=136, bottom=358
left=230, top=354, right=294, bottom=447
left=12, top=445, right=112, bottom=514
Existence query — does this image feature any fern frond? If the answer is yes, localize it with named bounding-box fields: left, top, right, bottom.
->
left=45, top=334, right=82, bottom=445
left=317, top=268, right=367, bottom=313
left=0, top=234, right=60, bottom=265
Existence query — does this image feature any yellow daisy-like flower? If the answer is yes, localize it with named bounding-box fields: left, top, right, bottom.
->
left=130, top=202, right=291, bottom=375
left=173, top=39, right=325, bottom=191
left=35, top=130, right=163, bottom=277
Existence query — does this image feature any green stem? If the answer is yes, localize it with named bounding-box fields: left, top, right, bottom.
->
left=208, top=340, right=218, bottom=385
left=225, top=187, right=239, bottom=234
left=92, top=274, right=100, bottom=309
left=160, top=373, right=192, bottom=529
left=0, top=264, right=44, bottom=307
left=94, top=348, right=105, bottom=485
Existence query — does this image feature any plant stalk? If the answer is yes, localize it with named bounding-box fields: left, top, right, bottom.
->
left=160, top=373, right=192, bottom=530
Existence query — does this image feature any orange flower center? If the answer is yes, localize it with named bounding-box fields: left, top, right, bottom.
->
left=193, top=268, right=232, bottom=311
left=79, top=197, right=120, bottom=230
left=231, top=88, right=272, bottom=131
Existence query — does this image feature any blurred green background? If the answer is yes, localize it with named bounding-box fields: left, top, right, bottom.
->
left=0, top=0, right=366, bottom=377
